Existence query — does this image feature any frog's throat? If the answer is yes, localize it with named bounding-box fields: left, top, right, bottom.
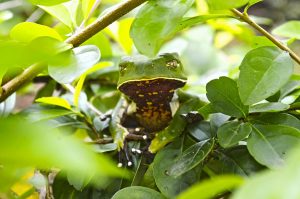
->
left=118, top=78, right=186, bottom=132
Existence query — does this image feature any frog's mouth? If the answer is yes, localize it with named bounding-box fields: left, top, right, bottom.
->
left=118, top=78, right=186, bottom=131
left=118, top=77, right=186, bottom=104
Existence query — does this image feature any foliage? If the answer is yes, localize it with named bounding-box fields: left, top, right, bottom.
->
left=1, top=0, right=300, bottom=198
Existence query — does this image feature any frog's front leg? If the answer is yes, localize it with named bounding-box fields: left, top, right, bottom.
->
left=149, top=91, right=206, bottom=153
left=109, top=97, right=149, bottom=167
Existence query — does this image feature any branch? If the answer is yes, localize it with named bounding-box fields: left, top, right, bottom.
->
left=65, top=0, right=147, bottom=47
left=231, top=8, right=300, bottom=65
left=0, top=0, right=147, bottom=102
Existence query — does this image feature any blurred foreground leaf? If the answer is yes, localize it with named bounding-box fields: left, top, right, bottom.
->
left=0, top=117, right=126, bottom=191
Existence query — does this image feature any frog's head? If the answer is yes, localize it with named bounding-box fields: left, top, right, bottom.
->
left=117, top=53, right=187, bottom=132
left=117, top=53, right=187, bottom=91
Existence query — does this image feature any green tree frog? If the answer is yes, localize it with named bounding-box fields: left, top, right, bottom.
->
left=117, top=53, right=187, bottom=132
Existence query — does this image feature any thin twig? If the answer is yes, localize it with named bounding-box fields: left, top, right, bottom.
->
left=26, top=8, right=45, bottom=22
left=0, top=0, right=23, bottom=11
left=63, top=83, right=104, bottom=117
left=65, top=0, right=147, bottom=47
left=231, top=8, right=300, bottom=65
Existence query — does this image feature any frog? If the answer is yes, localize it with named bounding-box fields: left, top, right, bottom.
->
left=109, top=53, right=204, bottom=167
left=117, top=53, right=187, bottom=132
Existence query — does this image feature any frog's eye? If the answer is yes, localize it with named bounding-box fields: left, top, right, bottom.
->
left=166, top=59, right=180, bottom=70
left=119, top=63, right=127, bottom=75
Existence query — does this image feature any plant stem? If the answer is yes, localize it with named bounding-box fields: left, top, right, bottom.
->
left=65, top=0, right=147, bottom=47
left=0, top=63, right=44, bottom=102
left=231, top=8, right=300, bottom=65
left=0, top=0, right=147, bottom=102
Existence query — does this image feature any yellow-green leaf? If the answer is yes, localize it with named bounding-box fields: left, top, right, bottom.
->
left=118, top=18, right=134, bottom=54
left=86, top=61, right=113, bottom=74
left=74, top=74, right=87, bottom=108
left=36, top=97, right=71, bottom=110
left=177, top=175, right=244, bottom=199
left=73, top=62, right=113, bottom=108
left=10, top=22, right=62, bottom=43
left=82, top=0, right=97, bottom=19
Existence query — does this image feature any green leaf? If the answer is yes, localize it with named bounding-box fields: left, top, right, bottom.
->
left=207, top=0, right=249, bottom=10
left=249, top=102, right=289, bottom=113
left=206, top=146, right=263, bottom=176
left=67, top=171, right=91, bottom=191
left=0, top=117, right=126, bottom=191
left=28, top=37, right=72, bottom=59
left=21, top=105, right=74, bottom=122
left=82, top=0, right=97, bottom=19
left=251, top=36, right=276, bottom=49
left=217, top=122, right=252, bottom=148
left=177, top=175, right=244, bottom=199
left=247, top=124, right=300, bottom=168
left=36, top=97, right=72, bottom=110
left=153, top=139, right=200, bottom=198
left=118, top=18, right=134, bottom=54
left=206, top=76, right=249, bottom=118
left=74, top=74, right=86, bottom=108
left=279, top=80, right=300, bottom=100
left=187, top=121, right=212, bottom=142
left=83, top=32, right=112, bottom=58
left=249, top=0, right=263, bottom=6
left=112, top=186, right=166, bottom=199
left=10, top=22, right=62, bottom=43
left=272, top=21, right=300, bottom=40
left=168, top=139, right=214, bottom=177
left=174, top=14, right=232, bottom=33
left=39, top=4, right=73, bottom=28
left=130, top=0, right=194, bottom=56
left=238, top=46, right=294, bottom=105
left=232, top=146, right=300, bottom=199
left=251, top=113, right=300, bottom=130
left=48, top=45, right=101, bottom=84
left=29, top=0, right=70, bottom=6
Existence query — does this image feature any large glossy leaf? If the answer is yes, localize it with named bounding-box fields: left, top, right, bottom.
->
left=272, top=21, right=300, bottom=40
left=251, top=113, right=300, bottom=130
left=249, top=102, right=289, bottom=113
left=206, top=0, right=248, bottom=10
left=10, top=22, right=62, bottom=42
left=130, top=0, right=194, bottom=56
left=238, top=47, right=294, bottom=105
left=168, top=139, right=214, bottom=177
left=207, top=146, right=264, bottom=176
left=153, top=140, right=200, bottom=198
left=0, top=37, right=71, bottom=69
left=39, top=4, right=73, bottom=28
left=48, top=45, right=101, bottom=84
left=29, top=0, right=70, bottom=6
left=247, top=124, right=300, bottom=168
left=83, top=32, right=112, bottom=58
left=187, top=121, right=212, bottom=142
left=112, top=186, right=165, bottom=199
left=177, top=175, right=244, bottom=199
left=206, top=76, right=249, bottom=118
left=217, top=122, right=251, bottom=148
